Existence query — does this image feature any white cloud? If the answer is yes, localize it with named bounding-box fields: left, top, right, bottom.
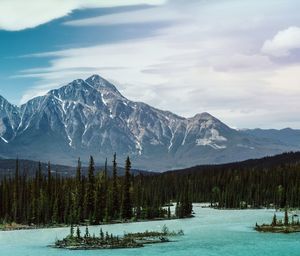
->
left=0, top=0, right=166, bottom=31
left=64, top=6, right=180, bottom=27
left=16, top=0, right=300, bottom=128
left=262, top=26, right=300, bottom=57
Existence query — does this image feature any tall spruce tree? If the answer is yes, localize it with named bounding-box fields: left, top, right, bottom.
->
left=111, top=153, right=119, bottom=219
left=75, top=158, right=82, bottom=223
left=86, top=156, right=95, bottom=223
left=46, top=161, right=52, bottom=222
left=121, top=157, right=132, bottom=220
left=12, top=158, right=19, bottom=222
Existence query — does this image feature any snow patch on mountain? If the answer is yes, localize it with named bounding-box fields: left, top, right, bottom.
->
left=0, top=136, right=8, bottom=143
left=196, top=128, right=227, bottom=149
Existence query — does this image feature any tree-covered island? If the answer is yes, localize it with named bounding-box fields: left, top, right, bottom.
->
left=255, top=208, right=300, bottom=233
left=52, top=224, right=184, bottom=250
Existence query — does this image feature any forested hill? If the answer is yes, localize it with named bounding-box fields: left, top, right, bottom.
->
left=140, top=151, right=300, bottom=209
left=164, top=151, right=300, bottom=175
left=0, top=158, right=148, bottom=178
left=1, top=151, right=300, bottom=178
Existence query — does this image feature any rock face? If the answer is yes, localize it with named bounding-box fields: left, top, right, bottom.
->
left=0, top=75, right=299, bottom=171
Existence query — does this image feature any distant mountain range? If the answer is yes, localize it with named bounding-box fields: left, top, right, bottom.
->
left=0, top=74, right=300, bottom=171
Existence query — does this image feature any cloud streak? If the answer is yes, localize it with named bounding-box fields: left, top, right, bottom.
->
left=0, top=0, right=167, bottom=31
left=64, top=5, right=181, bottom=27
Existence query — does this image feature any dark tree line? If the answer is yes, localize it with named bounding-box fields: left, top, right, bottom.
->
left=139, top=152, right=300, bottom=209
left=3, top=151, right=299, bottom=226
left=0, top=155, right=192, bottom=226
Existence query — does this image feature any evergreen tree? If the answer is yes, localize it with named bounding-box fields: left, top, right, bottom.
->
left=100, top=158, right=108, bottom=222
left=52, top=197, right=59, bottom=224
left=100, top=228, right=104, bottom=241
left=86, top=156, right=95, bottom=223
left=70, top=223, right=74, bottom=237
left=121, top=157, right=132, bottom=220
left=76, top=226, right=81, bottom=238
left=111, top=153, right=119, bottom=219
left=284, top=207, right=289, bottom=226
left=75, top=158, right=82, bottom=223
left=85, top=225, right=90, bottom=238
left=167, top=206, right=171, bottom=219
left=12, top=158, right=20, bottom=222
left=272, top=214, right=277, bottom=226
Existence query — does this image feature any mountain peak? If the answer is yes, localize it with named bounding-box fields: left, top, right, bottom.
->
left=85, top=74, right=119, bottom=93
left=2, top=75, right=297, bottom=171
left=191, top=112, right=215, bottom=121
left=87, top=74, right=103, bottom=82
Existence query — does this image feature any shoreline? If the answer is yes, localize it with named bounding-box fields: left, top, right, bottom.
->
left=0, top=216, right=193, bottom=232
left=255, top=224, right=300, bottom=233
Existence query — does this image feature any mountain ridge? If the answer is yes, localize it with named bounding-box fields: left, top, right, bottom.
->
left=1, top=74, right=300, bottom=171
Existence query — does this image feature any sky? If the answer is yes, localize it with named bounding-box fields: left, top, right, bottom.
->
left=1, top=0, right=300, bottom=129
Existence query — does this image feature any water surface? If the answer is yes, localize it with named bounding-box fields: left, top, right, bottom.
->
left=0, top=205, right=299, bottom=256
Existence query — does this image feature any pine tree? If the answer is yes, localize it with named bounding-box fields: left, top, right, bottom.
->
left=70, top=223, right=74, bottom=237
left=75, top=158, right=82, bottom=223
left=121, top=157, right=132, bottom=220
left=100, top=228, right=104, bottom=241
left=86, top=156, right=95, bottom=223
left=46, top=161, right=52, bottom=222
left=85, top=225, right=90, bottom=238
left=111, top=153, right=119, bottom=219
left=175, top=185, right=193, bottom=218
left=47, top=161, right=52, bottom=193
left=76, top=226, right=81, bottom=238
left=271, top=214, right=277, bottom=226
left=52, top=197, right=59, bottom=224
left=105, top=231, right=109, bottom=241
left=12, top=158, right=19, bottom=222
left=76, top=158, right=82, bottom=184
left=134, top=178, right=142, bottom=220
left=100, top=158, right=108, bottom=222
left=93, top=177, right=103, bottom=224
left=167, top=206, right=171, bottom=219
left=284, top=207, right=289, bottom=226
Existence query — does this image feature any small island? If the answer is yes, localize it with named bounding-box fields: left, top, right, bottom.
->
left=52, top=224, right=184, bottom=250
left=255, top=208, right=300, bottom=233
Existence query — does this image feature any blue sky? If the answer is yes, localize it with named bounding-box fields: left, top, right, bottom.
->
left=1, top=0, right=300, bottom=129
left=0, top=2, right=162, bottom=102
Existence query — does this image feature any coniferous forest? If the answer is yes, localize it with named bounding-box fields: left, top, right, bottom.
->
left=1, top=151, right=300, bottom=226
left=145, top=152, right=300, bottom=209
left=0, top=153, right=192, bottom=226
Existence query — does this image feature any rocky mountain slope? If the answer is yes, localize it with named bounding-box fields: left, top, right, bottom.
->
left=0, top=75, right=299, bottom=171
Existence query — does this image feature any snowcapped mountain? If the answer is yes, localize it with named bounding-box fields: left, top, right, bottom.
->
left=0, top=74, right=299, bottom=171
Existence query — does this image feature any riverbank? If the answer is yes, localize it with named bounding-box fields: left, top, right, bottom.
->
left=0, top=215, right=192, bottom=232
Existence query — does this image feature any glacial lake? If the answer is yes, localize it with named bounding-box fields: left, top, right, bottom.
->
left=0, top=204, right=299, bottom=256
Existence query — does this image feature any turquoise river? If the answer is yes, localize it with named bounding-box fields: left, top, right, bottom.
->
left=0, top=204, right=299, bottom=256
